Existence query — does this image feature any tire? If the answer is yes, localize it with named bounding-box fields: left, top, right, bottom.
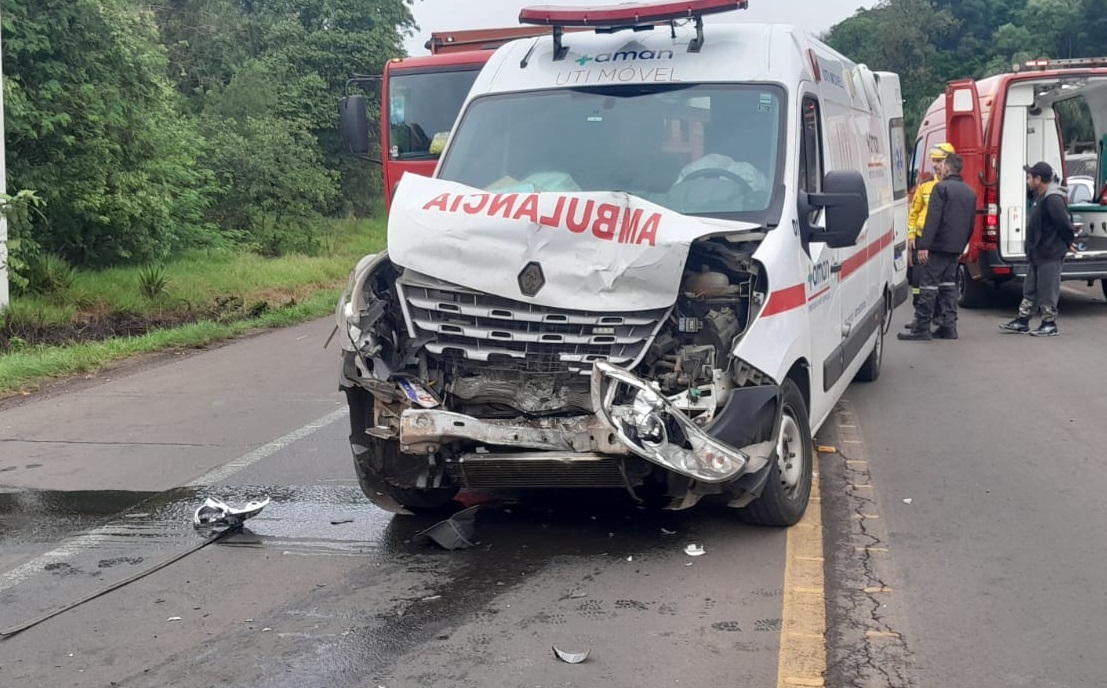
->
left=854, top=294, right=889, bottom=383
left=345, top=387, right=458, bottom=511
left=1100, top=278, right=1107, bottom=302
left=957, top=263, right=990, bottom=309
left=351, top=440, right=459, bottom=510
left=738, top=379, right=813, bottom=527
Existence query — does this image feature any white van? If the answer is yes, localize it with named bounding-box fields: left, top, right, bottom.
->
left=336, top=0, right=908, bottom=526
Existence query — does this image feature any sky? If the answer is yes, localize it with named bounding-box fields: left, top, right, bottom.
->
left=403, top=0, right=876, bottom=56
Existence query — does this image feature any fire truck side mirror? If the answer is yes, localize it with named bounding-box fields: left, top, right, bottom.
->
left=340, top=95, right=371, bottom=155
left=800, top=170, right=869, bottom=249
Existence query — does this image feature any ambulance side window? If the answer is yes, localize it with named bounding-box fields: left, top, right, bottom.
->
left=799, top=97, right=823, bottom=194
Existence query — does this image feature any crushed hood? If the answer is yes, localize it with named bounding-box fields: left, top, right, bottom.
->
left=387, top=176, right=759, bottom=311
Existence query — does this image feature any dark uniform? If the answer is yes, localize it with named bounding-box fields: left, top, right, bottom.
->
left=898, top=171, right=977, bottom=340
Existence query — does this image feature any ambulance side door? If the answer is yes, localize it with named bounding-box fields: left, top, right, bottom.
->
left=798, top=93, right=842, bottom=402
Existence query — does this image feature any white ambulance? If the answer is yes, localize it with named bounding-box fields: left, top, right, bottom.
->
left=336, top=0, right=908, bottom=526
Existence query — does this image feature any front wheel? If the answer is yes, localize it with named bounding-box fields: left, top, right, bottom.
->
left=1100, top=278, right=1107, bottom=302
left=738, top=379, right=813, bottom=527
left=345, top=386, right=458, bottom=512
left=957, top=263, right=991, bottom=308
left=351, top=437, right=459, bottom=511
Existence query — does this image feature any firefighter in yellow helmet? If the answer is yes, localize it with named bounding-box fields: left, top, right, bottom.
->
left=905, top=142, right=955, bottom=329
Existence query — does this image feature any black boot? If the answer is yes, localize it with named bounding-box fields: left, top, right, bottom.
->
left=999, top=317, right=1030, bottom=334
left=933, top=326, right=958, bottom=339
left=1029, top=321, right=1059, bottom=337
left=897, top=326, right=932, bottom=341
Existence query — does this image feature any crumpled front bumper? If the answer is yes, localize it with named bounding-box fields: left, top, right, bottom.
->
left=590, top=361, right=773, bottom=483
left=397, top=361, right=775, bottom=484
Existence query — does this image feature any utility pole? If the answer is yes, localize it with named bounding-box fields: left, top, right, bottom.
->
left=0, top=6, right=7, bottom=312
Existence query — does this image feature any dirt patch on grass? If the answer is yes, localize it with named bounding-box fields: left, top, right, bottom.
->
left=0, top=295, right=298, bottom=353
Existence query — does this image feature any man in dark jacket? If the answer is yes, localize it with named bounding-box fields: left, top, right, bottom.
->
left=898, top=153, right=977, bottom=341
left=999, top=161, right=1076, bottom=337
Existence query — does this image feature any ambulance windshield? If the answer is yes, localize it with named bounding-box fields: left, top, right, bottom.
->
left=437, top=83, right=786, bottom=221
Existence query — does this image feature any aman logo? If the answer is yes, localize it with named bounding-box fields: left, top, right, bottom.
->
left=575, top=49, right=675, bottom=66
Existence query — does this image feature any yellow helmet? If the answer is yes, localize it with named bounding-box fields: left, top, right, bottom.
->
left=930, top=142, right=956, bottom=160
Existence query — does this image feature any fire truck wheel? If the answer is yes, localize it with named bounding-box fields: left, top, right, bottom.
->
left=957, top=263, right=990, bottom=308
left=738, top=379, right=813, bottom=527
left=1100, top=279, right=1107, bottom=302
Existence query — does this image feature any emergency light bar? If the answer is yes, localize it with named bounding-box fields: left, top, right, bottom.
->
left=519, top=0, right=748, bottom=59
left=1017, top=56, right=1107, bottom=71
left=519, top=0, right=747, bottom=27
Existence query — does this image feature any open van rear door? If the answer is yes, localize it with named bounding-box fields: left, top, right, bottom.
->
left=945, top=79, right=984, bottom=182
left=945, top=79, right=986, bottom=266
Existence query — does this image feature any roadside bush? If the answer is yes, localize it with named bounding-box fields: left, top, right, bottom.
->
left=138, top=265, right=171, bottom=300
left=22, top=254, right=77, bottom=297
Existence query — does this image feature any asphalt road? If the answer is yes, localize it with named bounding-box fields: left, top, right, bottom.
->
left=1, top=281, right=1105, bottom=687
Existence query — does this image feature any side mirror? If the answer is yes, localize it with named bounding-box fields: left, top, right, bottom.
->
left=340, top=95, right=370, bottom=155
left=799, top=170, right=869, bottom=249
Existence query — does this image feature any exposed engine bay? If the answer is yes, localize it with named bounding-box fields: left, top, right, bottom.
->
left=338, top=236, right=782, bottom=513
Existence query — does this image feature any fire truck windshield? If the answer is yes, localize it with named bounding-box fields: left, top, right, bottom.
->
left=437, top=83, right=786, bottom=221
left=387, top=67, right=482, bottom=160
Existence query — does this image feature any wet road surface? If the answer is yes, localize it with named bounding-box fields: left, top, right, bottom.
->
left=5, top=282, right=1107, bottom=687
left=1, top=483, right=787, bottom=687
left=0, top=320, right=791, bottom=687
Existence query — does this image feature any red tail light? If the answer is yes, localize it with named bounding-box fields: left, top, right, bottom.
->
left=983, top=187, right=998, bottom=242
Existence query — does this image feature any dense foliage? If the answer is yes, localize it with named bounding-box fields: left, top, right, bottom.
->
left=824, top=0, right=1107, bottom=139
left=3, top=0, right=413, bottom=281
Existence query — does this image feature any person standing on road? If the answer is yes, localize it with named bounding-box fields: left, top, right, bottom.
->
left=999, top=161, right=1076, bottom=337
left=898, top=153, right=977, bottom=341
left=904, top=142, right=954, bottom=330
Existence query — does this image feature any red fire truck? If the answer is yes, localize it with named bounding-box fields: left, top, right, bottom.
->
left=342, top=27, right=555, bottom=208
left=912, top=57, right=1107, bottom=306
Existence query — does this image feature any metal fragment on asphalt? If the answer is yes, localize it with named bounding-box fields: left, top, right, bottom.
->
left=167, top=616, right=182, bottom=622
left=553, top=646, right=590, bottom=664
left=661, top=528, right=677, bottom=536
left=414, top=505, right=480, bottom=550
left=684, top=544, right=706, bottom=556
left=193, top=496, right=270, bottom=529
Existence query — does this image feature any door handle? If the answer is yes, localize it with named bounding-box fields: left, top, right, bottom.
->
left=830, top=264, right=843, bottom=273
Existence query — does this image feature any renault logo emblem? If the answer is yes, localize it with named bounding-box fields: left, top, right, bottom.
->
left=518, top=261, right=545, bottom=297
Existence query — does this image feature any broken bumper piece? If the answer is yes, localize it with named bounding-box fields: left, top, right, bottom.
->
left=396, top=361, right=768, bottom=484
left=591, top=360, right=759, bottom=483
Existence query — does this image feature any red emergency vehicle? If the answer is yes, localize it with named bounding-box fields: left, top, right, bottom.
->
left=912, top=57, right=1107, bottom=306
left=342, top=28, right=556, bottom=208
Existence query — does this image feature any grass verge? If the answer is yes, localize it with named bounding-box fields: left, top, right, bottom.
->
left=0, top=289, right=341, bottom=398
left=0, top=216, right=385, bottom=398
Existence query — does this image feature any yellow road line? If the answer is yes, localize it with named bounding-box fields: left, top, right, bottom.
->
left=777, top=454, right=826, bottom=688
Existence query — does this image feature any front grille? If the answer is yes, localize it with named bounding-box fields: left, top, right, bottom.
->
left=398, top=277, right=669, bottom=373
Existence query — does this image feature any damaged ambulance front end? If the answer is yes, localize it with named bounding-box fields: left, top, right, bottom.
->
left=337, top=79, right=809, bottom=525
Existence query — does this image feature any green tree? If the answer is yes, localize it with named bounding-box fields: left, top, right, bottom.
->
left=148, top=0, right=416, bottom=217
left=824, top=0, right=958, bottom=134
left=4, top=0, right=216, bottom=267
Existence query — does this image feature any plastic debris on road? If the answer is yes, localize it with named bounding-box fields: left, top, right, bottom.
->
left=817, top=445, right=837, bottom=454
left=414, top=505, right=480, bottom=550
left=902, top=498, right=913, bottom=504
left=684, top=544, right=706, bottom=556
left=661, top=528, right=677, bottom=536
left=553, top=646, right=590, bottom=664
left=193, top=496, right=270, bottom=529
